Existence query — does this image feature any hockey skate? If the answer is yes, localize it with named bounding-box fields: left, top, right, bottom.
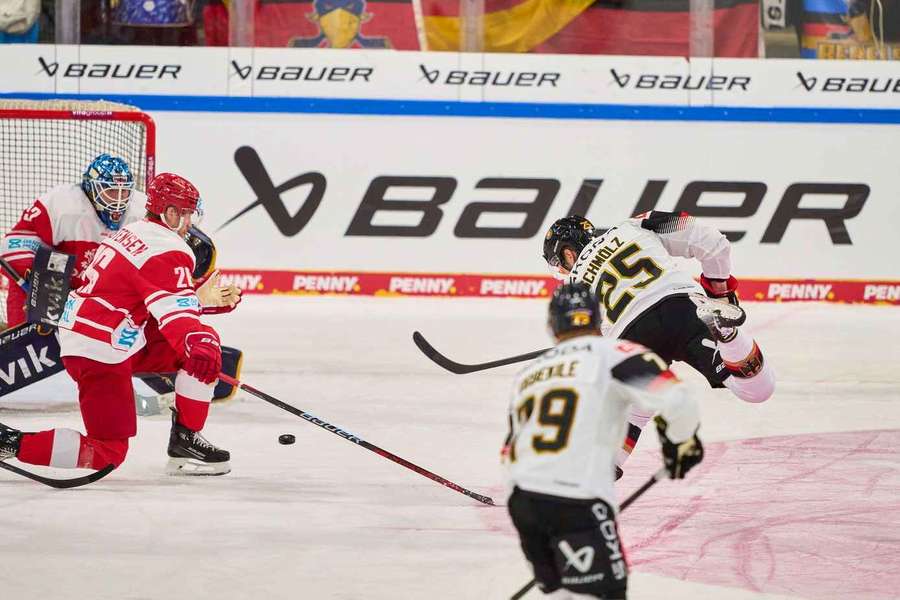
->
left=690, top=293, right=746, bottom=343
left=0, top=423, right=23, bottom=461
left=166, top=410, right=230, bottom=476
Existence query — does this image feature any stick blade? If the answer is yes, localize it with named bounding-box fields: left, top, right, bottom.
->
left=0, top=461, right=115, bottom=489
left=412, top=331, right=475, bottom=374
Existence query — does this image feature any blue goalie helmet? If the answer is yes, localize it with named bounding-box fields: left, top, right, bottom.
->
left=81, top=153, right=135, bottom=231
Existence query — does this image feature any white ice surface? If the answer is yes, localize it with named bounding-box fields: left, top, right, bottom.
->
left=1, top=296, right=898, bottom=600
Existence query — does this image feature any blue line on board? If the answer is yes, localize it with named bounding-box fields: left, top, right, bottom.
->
left=2, top=92, right=899, bottom=125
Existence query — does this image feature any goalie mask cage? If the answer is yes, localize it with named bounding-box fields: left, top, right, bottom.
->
left=0, top=99, right=156, bottom=329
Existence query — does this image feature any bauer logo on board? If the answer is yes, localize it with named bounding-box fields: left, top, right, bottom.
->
left=609, top=68, right=751, bottom=92
left=418, top=65, right=560, bottom=87
left=795, top=72, right=900, bottom=93
left=36, top=57, right=181, bottom=79
left=229, top=61, right=374, bottom=83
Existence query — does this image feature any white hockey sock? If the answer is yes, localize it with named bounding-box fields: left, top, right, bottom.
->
left=718, top=329, right=755, bottom=363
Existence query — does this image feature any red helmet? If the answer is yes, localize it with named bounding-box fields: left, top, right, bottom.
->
left=146, top=173, right=200, bottom=216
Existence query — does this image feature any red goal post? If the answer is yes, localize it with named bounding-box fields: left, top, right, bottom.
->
left=0, top=99, right=156, bottom=329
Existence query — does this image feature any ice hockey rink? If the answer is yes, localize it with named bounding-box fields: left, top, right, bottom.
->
left=1, top=295, right=898, bottom=600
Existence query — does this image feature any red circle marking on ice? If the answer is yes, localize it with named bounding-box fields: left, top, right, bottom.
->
left=616, top=429, right=900, bottom=600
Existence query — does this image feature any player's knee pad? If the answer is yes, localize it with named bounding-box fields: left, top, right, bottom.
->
left=550, top=501, right=628, bottom=599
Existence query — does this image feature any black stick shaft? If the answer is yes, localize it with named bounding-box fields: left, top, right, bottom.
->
left=0, top=258, right=28, bottom=292
left=509, top=467, right=668, bottom=599
left=220, top=374, right=495, bottom=506
left=413, top=331, right=549, bottom=375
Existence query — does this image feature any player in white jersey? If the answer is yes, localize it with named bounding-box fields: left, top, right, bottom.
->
left=1, top=153, right=142, bottom=328
left=541, top=214, right=775, bottom=476
left=504, top=282, right=703, bottom=599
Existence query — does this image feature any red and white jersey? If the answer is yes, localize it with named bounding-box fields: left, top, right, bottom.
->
left=503, top=336, right=699, bottom=504
left=566, top=211, right=732, bottom=338
left=57, top=219, right=208, bottom=364
left=1, top=184, right=144, bottom=326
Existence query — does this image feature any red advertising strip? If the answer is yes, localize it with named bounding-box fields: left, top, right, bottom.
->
left=218, top=270, right=900, bottom=305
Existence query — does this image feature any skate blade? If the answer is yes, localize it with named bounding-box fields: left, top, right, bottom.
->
left=165, top=457, right=231, bottom=476
left=688, top=293, right=746, bottom=325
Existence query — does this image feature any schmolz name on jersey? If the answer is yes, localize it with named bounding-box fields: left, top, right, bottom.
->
left=112, top=229, right=148, bottom=257
left=419, top=65, right=560, bottom=87
left=230, top=61, right=373, bottom=82
left=38, top=57, right=179, bottom=79
left=610, top=69, right=750, bottom=91
left=579, top=236, right=624, bottom=286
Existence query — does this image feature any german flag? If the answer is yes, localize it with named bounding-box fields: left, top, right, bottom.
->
left=423, top=0, right=758, bottom=57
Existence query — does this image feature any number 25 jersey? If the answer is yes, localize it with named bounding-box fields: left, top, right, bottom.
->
left=567, top=211, right=732, bottom=338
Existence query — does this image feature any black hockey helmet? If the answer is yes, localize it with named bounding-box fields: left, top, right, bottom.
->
left=542, top=215, right=594, bottom=269
left=548, top=282, right=601, bottom=338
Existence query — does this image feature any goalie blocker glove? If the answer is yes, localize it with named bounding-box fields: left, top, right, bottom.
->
left=654, top=415, right=704, bottom=479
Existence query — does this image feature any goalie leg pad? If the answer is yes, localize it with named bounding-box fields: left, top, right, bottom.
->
left=213, top=345, right=243, bottom=402
left=0, top=323, right=64, bottom=396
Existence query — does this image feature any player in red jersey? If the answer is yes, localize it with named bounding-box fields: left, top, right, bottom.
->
left=1, top=153, right=141, bottom=329
left=0, top=173, right=241, bottom=476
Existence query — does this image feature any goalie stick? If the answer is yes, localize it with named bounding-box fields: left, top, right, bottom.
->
left=413, top=331, right=549, bottom=375
left=0, top=257, right=29, bottom=293
left=0, top=461, right=115, bottom=489
left=509, top=466, right=669, bottom=600
left=218, top=373, right=495, bottom=506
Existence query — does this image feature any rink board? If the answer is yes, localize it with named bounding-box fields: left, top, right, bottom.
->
left=2, top=46, right=900, bottom=303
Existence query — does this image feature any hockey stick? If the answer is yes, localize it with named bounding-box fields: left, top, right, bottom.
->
left=413, top=331, right=549, bottom=375
left=509, top=466, right=669, bottom=600
left=0, top=257, right=29, bottom=293
left=0, top=461, right=115, bottom=489
left=218, top=373, right=495, bottom=506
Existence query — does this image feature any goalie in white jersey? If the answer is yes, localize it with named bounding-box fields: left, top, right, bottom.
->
left=542, top=213, right=775, bottom=476
left=504, top=282, right=703, bottom=599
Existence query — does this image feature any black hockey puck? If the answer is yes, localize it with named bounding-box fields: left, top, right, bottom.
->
left=278, top=434, right=296, bottom=445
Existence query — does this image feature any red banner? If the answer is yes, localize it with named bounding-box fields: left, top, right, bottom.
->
left=218, top=269, right=900, bottom=305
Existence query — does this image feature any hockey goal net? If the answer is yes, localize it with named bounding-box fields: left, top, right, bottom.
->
left=0, top=99, right=156, bottom=329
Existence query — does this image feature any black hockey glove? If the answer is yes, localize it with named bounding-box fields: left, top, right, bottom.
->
left=655, top=415, right=703, bottom=480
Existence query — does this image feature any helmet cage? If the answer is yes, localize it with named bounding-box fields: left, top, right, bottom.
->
left=82, top=154, right=135, bottom=231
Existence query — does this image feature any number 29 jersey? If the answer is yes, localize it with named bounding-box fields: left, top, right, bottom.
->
left=566, top=212, right=732, bottom=339
left=503, top=336, right=699, bottom=505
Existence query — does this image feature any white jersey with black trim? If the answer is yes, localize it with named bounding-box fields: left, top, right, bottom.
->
left=503, top=335, right=699, bottom=505
left=566, top=212, right=732, bottom=338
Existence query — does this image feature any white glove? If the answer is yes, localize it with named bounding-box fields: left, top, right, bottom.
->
left=196, top=271, right=242, bottom=314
